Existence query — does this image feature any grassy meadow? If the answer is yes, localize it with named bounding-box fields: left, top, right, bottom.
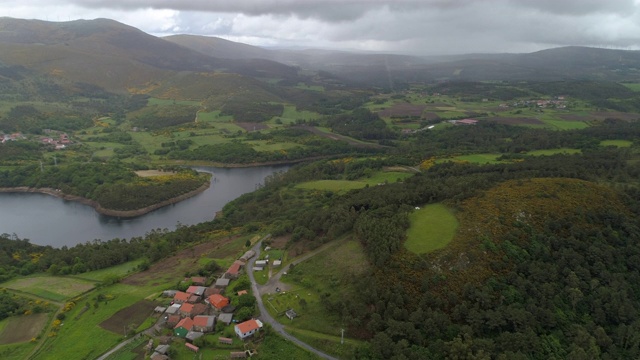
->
left=405, top=203, right=459, bottom=254
left=2, top=276, right=96, bottom=302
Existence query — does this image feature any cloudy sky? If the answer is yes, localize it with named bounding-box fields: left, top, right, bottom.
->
left=2, top=0, right=640, bottom=55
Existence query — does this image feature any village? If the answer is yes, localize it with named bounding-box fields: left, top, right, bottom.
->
left=147, top=246, right=282, bottom=360
left=1, top=129, right=72, bottom=150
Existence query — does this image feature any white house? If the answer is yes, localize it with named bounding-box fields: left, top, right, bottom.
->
left=234, top=319, right=263, bottom=339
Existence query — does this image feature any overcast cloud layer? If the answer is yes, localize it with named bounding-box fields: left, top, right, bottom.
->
left=1, top=0, right=640, bottom=55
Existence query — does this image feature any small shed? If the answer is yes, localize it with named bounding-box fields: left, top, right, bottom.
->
left=230, top=351, right=247, bottom=358
left=186, top=331, right=204, bottom=343
left=286, top=309, right=297, bottom=320
left=253, top=266, right=264, bottom=271
left=219, top=337, right=233, bottom=345
left=255, top=260, right=267, bottom=266
left=154, top=306, right=167, bottom=313
left=154, top=345, right=170, bottom=355
left=162, top=290, right=178, bottom=297
left=185, top=342, right=199, bottom=353
left=191, top=276, right=207, bottom=286
left=272, top=260, right=282, bottom=267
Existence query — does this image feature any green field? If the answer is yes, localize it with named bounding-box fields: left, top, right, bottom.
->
left=542, top=119, right=589, bottom=130
left=452, top=153, right=503, bottom=164
left=2, top=276, right=96, bottom=302
left=31, top=282, right=167, bottom=360
left=405, top=203, right=459, bottom=254
left=600, top=139, right=633, bottom=147
left=527, top=148, right=582, bottom=156
left=74, top=259, right=144, bottom=282
left=297, top=171, right=413, bottom=191
left=621, top=83, right=640, bottom=92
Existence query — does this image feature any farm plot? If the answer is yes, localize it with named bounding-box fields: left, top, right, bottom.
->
left=0, top=313, right=49, bottom=345
left=377, top=103, right=427, bottom=118
left=2, top=276, right=95, bottom=302
left=99, top=300, right=158, bottom=334
left=485, top=117, right=545, bottom=126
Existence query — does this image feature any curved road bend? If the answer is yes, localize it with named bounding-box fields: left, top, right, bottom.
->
left=247, top=239, right=339, bottom=360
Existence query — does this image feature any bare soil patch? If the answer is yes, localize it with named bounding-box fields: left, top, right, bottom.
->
left=378, top=103, right=427, bottom=118
left=486, top=117, right=544, bottom=125
left=236, top=122, right=269, bottom=132
left=422, top=112, right=440, bottom=120
left=122, top=240, right=232, bottom=286
left=268, top=235, right=291, bottom=249
left=99, top=300, right=158, bottom=334
left=559, top=114, right=592, bottom=122
left=0, top=313, right=49, bottom=344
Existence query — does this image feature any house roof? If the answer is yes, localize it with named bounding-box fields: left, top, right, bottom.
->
left=236, top=319, right=263, bottom=334
left=186, top=331, right=204, bottom=342
left=167, top=314, right=181, bottom=326
left=175, top=317, right=194, bottom=330
left=208, top=294, right=229, bottom=309
left=215, top=278, right=230, bottom=287
left=186, top=286, right=206, bottom=295
left=180, top=303, right=194, bottom=314
left=174, top=291, right=190, bottom=302
left=191, top=276, right=206, bottom=285
left=193, top=315, right=215, bottom=328
left=218, top=313, right=233, bottom=324
left=226, top=262, right=241, bottom=275
left=237, top=290, right=248, bottom=296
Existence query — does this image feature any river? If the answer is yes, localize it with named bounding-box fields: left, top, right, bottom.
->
left=0, top=165, right=288, bottom=248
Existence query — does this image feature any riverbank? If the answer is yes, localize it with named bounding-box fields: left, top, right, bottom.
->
left=0, top=181, right=210, bottom=218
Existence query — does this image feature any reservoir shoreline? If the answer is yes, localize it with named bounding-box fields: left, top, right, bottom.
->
left=0, top=181, right=211, bottom=218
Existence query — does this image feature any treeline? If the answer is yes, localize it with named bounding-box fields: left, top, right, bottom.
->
left=0, top=220, right=205, bottom=280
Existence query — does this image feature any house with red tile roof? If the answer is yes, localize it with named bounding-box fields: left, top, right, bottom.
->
left=174, top=317, right=194, bottom=337
left=225, top=261, right=242, bottom=279
left=190, top=276, right=207, bottom=286
left=193, top=315, right=216, bottom=332
left=180, top=303, right=194, bottom=318
left=206, top=294, right=229, bottom=310
left=234, top=319, right=263, bottom=339
left=173, top=291, right=190, bottom=304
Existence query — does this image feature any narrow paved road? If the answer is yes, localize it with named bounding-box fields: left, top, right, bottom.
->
left=247, top=237, right=339, bottom=360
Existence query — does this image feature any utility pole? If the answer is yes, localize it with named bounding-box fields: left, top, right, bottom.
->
left=341, top=328, right=344, bottom=344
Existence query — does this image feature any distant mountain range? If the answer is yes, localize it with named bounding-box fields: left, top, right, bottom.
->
left=1, top=17, right=640, bottom=93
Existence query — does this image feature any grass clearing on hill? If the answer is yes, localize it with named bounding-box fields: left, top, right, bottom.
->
left=296, top=170, right=412, bottom=192
left=255, top=333, right=321, bottom=360
left=450, top=153, right=503, bottom=164
left=278, top=239, right=369, bottom=336
left=601, top=139, right=633, bottom=147
left=527, top=148, right=582, bottom=156
left=2, top=276, right=95, bottom=302
left=405, top=203, right=459, bottom=254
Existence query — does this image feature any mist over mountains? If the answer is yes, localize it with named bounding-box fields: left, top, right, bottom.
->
left=1, top=17, right=640, bottom=93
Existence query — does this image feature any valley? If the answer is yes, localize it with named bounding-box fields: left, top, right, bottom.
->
left=2, top=16, right=640, bottom=360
